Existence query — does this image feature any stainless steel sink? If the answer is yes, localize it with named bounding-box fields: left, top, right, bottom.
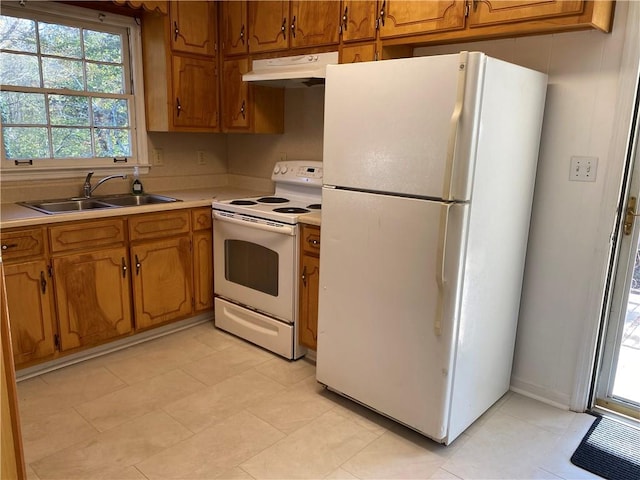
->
left=97, top=193, right=180, bottom=207
left=19, top=194, right=180, bottom=214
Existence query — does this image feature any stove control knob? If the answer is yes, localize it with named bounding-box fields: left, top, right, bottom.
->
left=281, top=165, right=288, bottom=174
left=274, top=165, right=281, bottom=174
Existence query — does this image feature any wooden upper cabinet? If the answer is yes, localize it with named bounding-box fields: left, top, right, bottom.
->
left=170, top=0, right=217, bottom=56
left=248, top=0, right=290, bottom=54
left=341, top=1, right=378, bottom=43
left=221, top=0, right=248, bottom=56
left=222, top=58, right=250, bottom=131
left=289, top=1, right=341, bottom=48
left=378, top=0, right=467, bottom=39
left=171, top=55, right=218, bottom=130
left=468, top=0, right=585, bottom=28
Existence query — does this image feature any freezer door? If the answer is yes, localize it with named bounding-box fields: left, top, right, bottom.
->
left=323, top=53, right=483, bottom=201
left=316, top=187, right=467, bottom=441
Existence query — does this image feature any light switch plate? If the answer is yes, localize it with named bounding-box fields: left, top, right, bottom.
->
left=570, top=156, right=598, bottom=182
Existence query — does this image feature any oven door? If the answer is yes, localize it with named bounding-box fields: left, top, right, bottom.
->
left=213, top=211, right=297, bottom=323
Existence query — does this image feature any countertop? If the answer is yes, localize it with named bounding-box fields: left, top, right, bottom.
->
left=0, top=186, right=270, bottom=229
left=299, top=212, right=321, bottom=226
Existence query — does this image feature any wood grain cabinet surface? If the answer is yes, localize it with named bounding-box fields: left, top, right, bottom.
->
left=142, top=0, right=219, bottom=132
left=192, top=207, right=214, bottom=312
left=299, top=224, right=321, bottom=350
left=1, top=226, right=56, bottom=367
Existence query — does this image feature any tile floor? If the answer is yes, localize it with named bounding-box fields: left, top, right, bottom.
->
left=17, top=321, right=602, bottom=480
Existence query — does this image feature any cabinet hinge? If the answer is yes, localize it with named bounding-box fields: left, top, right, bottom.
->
left=54, top=334, right=60, bottom=351
left=465, top=1, right=470, bottom=17
left=48, top=264, right=53, bottom=278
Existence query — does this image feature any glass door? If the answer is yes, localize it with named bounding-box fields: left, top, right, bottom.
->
left=595, top=88, right=640, bottom=421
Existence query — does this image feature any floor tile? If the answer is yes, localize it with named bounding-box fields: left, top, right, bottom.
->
left=499, top=393, right=577, bottom=435
left=247, top=378, right=336, bottom=433
left=20, top=407, right=98, bottom=464
left=441, top=411, right=561, bottom=479
left=75, top=369, right=205, bottom=432
left=18, top=366, right=126, bottom=421
left=30, top=410, right=192, bottom=480
left=180, top=343, right=273, bottom=386
left=240, top=409, right=380, bottom=479
left=105, top=335, right=216, bottom=384
left=136, top=410, right=285, bottom=479
left=254, top=356, right=316, bottom=386
left=341, top=428, right=448, bottom=479
left=164, top=369, right=285, bottom=433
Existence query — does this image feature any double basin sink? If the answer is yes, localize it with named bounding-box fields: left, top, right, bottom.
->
left=19, top=193, right=180, bottom=215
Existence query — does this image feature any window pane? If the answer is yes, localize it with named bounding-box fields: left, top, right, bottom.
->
left=95, top=128, right=131, bottom=157
left=49, top=95, right=89, bottom=126
left=51, top=127, right=91, bottom=158
left=93, top=98, right=128, bottom=127
left=39, top=22, right=81, bottom=58
left=0, top=52, right=40, bottom=87
left=86, top=63, right=123, bottom=93
left=84, top=30, right=122, bottom=63
left=42, top=57, right=83, bottom=90
left=0, top=15, right=37, bottom=52
left=2, top=127, right=49, bottom=159
left=0, top=92, right=46, bottom=124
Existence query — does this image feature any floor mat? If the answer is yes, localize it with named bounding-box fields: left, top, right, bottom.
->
left=570, top=415, right=640, bottom=480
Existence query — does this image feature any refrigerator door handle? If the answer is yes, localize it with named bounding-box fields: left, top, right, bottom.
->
left=443, top=51, right=469, bottom=201
left=435, top=203, right=452, bottom=336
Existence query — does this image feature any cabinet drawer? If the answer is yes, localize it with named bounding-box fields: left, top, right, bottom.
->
left=301, top=224, right=321, bottom=255
left=129, top=210, right=190, bottom=241
left=0, top=227, right=46, bottom=261
left=49, top=219, right=126, bottom=253
left=191, top=207, right=212, bottom=231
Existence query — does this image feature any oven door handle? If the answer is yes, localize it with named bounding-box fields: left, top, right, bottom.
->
left=213, top=211, right=296, bottom=236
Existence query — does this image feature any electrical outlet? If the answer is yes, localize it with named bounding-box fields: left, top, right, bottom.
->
left=279, top=152, right=287, bottom=162
left=570, top=156, right=598, bottom=182
left=152, top=148, right=164, bottom=166
left=196, top=150, right=206, bottom=165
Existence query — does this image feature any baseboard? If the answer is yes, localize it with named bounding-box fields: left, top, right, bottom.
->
left=510, top=377, right=573, bottom=411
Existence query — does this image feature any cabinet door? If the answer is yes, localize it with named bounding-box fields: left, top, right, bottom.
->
left=193, top=230, right=213, bottom=312
left=341, top=0, right=377, bottom=43
left=468, top=0, right=584, bottom=27
left=131, top=236, right=193, bottom=330
left=221, top=0, right=248, bottom=56
left=53, top=248, right=132, bottom=351
left=248, top=0, right=290, bottom=53
left=172, top=55, right=218, bottom=130
left=299, top=253, right=320, bottom=350
left=378, top=0, right=467, bottom=39
left=290, top=0, right=341, bottom=48
left=170, top=0, right=217, bottom=56
left=222, top=58, right=250, bottom=131
left=3, top=260, right=56, bottom=365
left=341, top=43, right=377, bottom=63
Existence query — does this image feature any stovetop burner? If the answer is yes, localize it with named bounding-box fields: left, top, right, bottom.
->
left=273, top=207, right=310, bottom=214
left=307, top=204, right=321, bottom=210
left=257, top=197, right=289, bottom=204
left=230, top=200, right=258, bottom=206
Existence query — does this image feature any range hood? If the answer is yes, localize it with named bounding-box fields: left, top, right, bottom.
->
left=242, top=52, right=339, bottom=88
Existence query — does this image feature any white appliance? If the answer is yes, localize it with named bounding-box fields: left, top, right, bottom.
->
left=213, top=161, right=322, bottom=360
left=316, top=52, right=547, bottom=445
left=243, top=52, right=338, bottom=87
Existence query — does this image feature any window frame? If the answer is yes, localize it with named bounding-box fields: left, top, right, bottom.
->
left=0, top=1, right=148, bottom=181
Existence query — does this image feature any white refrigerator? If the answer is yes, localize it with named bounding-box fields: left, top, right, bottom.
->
left=316, top=52, right=547, bottom=445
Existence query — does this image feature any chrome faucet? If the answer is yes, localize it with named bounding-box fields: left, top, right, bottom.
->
left=82, top=172, right=128, bottom=198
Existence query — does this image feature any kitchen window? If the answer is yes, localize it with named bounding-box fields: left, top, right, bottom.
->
left=0, top=2, right=147, bottom=179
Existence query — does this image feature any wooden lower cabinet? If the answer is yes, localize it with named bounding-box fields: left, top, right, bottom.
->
left=53, top=247, right=132, bottom=351
left=130, top=236, right=193, bottom=330
left=299, top=224, right=321, bottom=350
left=3, top=260, right=56, bottom=365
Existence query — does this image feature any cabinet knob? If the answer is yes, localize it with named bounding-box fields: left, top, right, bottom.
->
left=176, top=97, right=182, bottom=117
left=301, top=265, right=307, bottom=287
left=1, top=243, right=17, bottom=250
left=342, top=6, right=348, bottom=31
left=281, top=17, right=287, bottom=40
left=240, top=100, right=246, bottom=119
left=379, top=0, right=386, bottom=27
left=240, top=24, right=245, bottom=44
left=290, top=15, right=296, bottom=38
left=174, top=21, right=179, bottom=42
